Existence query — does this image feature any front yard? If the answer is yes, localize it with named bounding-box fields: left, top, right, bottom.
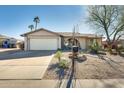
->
left=43, top=51, right=124, bottom=79
left=76, top=53, right=124, bottom=79
left=43, top=52, right=71, bottom=79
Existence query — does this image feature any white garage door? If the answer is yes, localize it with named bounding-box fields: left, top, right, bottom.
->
left=30, top=38, right=58, bottom=50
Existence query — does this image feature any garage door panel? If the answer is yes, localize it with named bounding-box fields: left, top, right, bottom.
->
left=30, top=38, right=58, bottom=50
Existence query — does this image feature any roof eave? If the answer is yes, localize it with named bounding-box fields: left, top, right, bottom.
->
left=20, top=28, right=61, bottom=37
left=63, top=35, right=102, bottom=38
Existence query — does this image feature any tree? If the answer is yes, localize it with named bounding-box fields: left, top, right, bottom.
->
left=28, top=24, right=34, bottom=31
left=87, top=5, right=124, bottom=51
left=89, top=40, right=100, bottom=54
left=33, top=16, right=40, bottom=30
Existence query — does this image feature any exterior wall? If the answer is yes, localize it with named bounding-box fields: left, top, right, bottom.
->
left=63, top=37, right=69, bottom=42
left=58, top=37, right=61, bottom=49
left=61, top=37, right=65, bottom=49
left=78, top=38, right=86, bottom=49
left=96, top=38, right=102, bottom=47
left=28, top=30, right=57, bottom=36
left=24, top=37, right=28, bottom=50
left=86, top=38, right=102, bottom=49
left=62, top=37, right=102, bottom=50
left=120, top=40, right=124, bottom=47
left=63, top=37, right=86, bottom=49
left=28, top=35, right=59, bottom=39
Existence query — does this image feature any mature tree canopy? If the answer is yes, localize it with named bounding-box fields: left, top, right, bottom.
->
left=33, top=16, right=40, bottom=30
left=87, top=5, right=124, bottom=44
left=28, top=24, right=34, bottom=31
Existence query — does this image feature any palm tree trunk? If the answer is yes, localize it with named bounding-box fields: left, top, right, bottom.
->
left=35, top=22, right=37, bottom=30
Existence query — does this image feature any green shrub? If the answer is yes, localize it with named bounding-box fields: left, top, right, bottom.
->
left=54, top=50, right=62, bottom=62
left=59, top=59, right=69, bottom=69
left=57, top=48, right=62, bottom=51
left=89, top=41, right=100, bottom=54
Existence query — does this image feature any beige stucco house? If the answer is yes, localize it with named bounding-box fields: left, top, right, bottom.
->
left=0, top=34, right=17, bottom=48
left=21, top=28, right=102, bottom=50
left=0, top=34, right=7, bottom=47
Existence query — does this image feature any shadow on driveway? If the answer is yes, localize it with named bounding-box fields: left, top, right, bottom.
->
left=0, top=50, right=55, bottom=60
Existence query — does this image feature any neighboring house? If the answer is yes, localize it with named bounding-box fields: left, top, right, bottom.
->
left=119, top=39, right=124, bottom=47
left=21, top=28, right=102, bottom=50
left=119, top=36, right=124, bottom=47
left=0, top=34, right=8, bottom=47
left=102, top=40, right=118, bottom=49
left=0, top=34, right=18, bottom=48
left=102, top=35, right=124, bottom=49
left=16, top=40, right=24, bottom=49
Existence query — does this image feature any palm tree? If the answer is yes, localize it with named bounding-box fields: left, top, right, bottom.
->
left=33, top=16, right=40, bottom=30
left=28, top=25, right=34, bottom=31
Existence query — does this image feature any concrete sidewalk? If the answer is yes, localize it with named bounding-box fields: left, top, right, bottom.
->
left=60, top=79, right=124, bottom=88
left=0, top=79, right=58, bottom=88
left=0, top=48, right=19, bottom=52
left=0, top=79, right=124, bottom=88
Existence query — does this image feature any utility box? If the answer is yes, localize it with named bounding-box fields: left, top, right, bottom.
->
left=72, top=46, right=78, bottom=53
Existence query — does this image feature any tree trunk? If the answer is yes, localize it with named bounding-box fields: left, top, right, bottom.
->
left=35, top=22, right=37, bottom=30
left=107, top=41, right=113, bottom=54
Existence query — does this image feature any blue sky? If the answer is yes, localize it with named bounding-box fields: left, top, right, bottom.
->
left=0, top=5, right=93, bottom=39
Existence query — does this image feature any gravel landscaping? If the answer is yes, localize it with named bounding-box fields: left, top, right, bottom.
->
left=42, top=52, right=72, bottom=79
left=76, top=53, right=124, bottom=79
left=43, top=51, right=124, bottom=79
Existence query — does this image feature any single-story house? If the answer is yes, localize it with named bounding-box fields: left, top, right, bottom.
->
left=102, top=35, right=124, bottom=49
left=119, top=39, right=124, bottom=47
left=21, top=28, right=102, bottom=50
left=16, top=40, right=24, bottom=49
left=0, top=34, right=17, bottom=48
left=119, top=36, right=124, bottom=47
left=0, top=34, right=7, bottom=47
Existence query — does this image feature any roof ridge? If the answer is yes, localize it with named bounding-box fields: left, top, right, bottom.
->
left=21, top=27, right=61, bottom=36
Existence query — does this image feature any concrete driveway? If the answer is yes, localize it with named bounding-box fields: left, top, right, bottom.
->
left=0, top=49, right=55, bottom=79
